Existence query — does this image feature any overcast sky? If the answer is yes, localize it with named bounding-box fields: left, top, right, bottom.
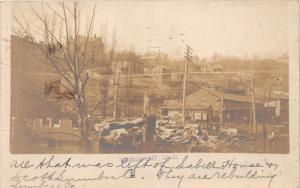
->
left=13, top=1, right=289, bottom=59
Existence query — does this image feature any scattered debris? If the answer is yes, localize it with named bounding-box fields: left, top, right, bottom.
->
left=155, top=118, right=257, bottom=152
left=99, top=117, right=146, bottom=149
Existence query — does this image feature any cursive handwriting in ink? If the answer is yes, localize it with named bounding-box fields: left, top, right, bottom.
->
left=10, top=160, right=34, bottom=169
left=8, top=156, right=280, bottom=188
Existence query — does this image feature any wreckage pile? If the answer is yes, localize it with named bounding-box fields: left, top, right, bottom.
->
left=155, top=118, right=255, bottom=152
left=94, top=117, right=146, bottom=152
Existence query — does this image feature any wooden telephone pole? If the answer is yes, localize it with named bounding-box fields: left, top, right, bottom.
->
left=182, top=45, right=192, bottom=126
left=251, top=74, right=257, bottom=135
left=113, top=72, right=120, bottom=120
left=220, top=90, right=224, bottom=127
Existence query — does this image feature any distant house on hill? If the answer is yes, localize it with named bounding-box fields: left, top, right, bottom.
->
left=142, top=52, right=158, bottom=64
left=209, top=63, right=222, bottom=72
left=109, top=60, right=144, bottom=86
left=151, top=65, right=171, bottom=83
left=142, top=51, right=168, bottom=63
left=199, top=65, right=208, bottom=72
left=142, top=51, right=168, bottom=73
left=111, top=60, right=144, bottom=75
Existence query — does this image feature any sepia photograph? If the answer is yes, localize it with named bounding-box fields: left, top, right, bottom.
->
left=10, top=1, right=289, bottom=154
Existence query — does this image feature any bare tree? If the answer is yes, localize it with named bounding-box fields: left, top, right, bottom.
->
left=13, top=1, right=101, bottom=152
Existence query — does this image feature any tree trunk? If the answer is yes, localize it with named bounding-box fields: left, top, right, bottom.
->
left=99, top=79, right=109, bottom=118
left=77, top=95, right=90, bottom=153
left=80, top=135, right=90, bottom=153
left=79, top=115, right=91, bottom=153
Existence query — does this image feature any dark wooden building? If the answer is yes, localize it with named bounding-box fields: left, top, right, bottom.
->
left=161, top=87, right=265, bottom=124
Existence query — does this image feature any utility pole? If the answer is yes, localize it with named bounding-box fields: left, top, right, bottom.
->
left=249, top=107, right=252, bottom=134
left=220, top=90, right=224, bottom=127
left=125, top=63, right=129, bottom=118
left=113, top=72, right=120, bottom=120
left=126, top=61, right=133, bottom=118
left=182, top=45, right=192, bottom=126
left=251, top=74, right=257, bottom=135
